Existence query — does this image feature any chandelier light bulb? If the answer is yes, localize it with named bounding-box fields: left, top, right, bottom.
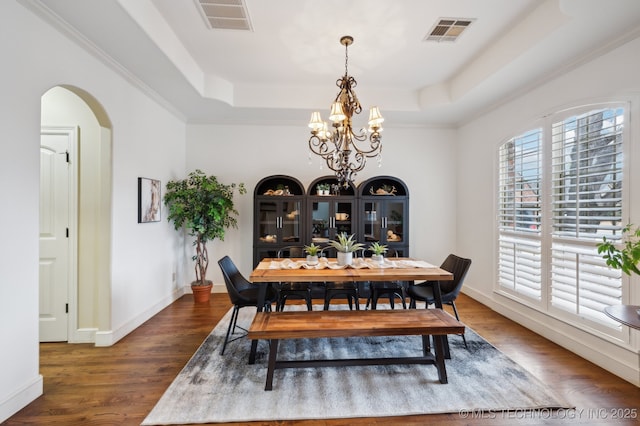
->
left=368, top=106, right=384, bottom=127
left=308, top=111, right=323, bottom=131
left=329, top=101, right=346, bottom=123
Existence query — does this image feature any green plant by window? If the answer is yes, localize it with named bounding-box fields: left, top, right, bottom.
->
left=597, top=224, right=640, bottom=276
left=328, top=232, right=365, bottom=253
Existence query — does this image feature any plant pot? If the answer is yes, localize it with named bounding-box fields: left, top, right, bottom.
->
left=372, top=254, right=384, bottom=263
left=306, top=255, right=319, bottom=266
left=337, top=251, right=353, bottom=266
left=191, top=281, right=213, bottom=303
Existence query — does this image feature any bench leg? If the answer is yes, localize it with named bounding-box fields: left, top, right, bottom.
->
left=265, top=339, right=279, bottom=391
left=421, top=334, right=431, bottom=355
left=433, top=335, right=448, bottom=384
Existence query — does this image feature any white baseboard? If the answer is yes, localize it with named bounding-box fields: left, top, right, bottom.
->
left=0, top=375, right=43, bottom=423
left=462, top=287, right=640, bottom=386
left=70, top=327, right=98, bottom=344
left=94, top=287, right=185, bottom=347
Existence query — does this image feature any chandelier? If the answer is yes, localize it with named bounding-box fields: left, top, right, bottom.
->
left=308, top=35, right=384, bottom=185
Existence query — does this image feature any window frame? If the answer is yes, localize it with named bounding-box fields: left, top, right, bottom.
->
left=495, top=102, right=631, bottom=343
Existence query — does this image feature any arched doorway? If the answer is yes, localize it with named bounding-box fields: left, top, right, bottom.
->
left=40, top=85, right=112, bottom=344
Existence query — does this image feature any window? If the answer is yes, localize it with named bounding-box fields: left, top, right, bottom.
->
left=498, top=129, right=543, bottom=301
left=497, top=105, right=627, bottom=336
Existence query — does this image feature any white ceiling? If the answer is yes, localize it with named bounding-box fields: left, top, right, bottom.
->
left=26, top=0, right=640, bottom=127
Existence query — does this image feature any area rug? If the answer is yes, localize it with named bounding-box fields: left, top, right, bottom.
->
left=143, top=305, right=570, bottom=425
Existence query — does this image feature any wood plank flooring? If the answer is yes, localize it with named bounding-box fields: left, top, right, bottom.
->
left=5, top=293, right=639, bottom=425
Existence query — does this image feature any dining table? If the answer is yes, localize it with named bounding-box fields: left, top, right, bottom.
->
left=247, top=256, right=454, bottom=364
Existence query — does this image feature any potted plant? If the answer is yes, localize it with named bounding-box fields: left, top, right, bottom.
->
left=164, top=169, right=246, bottom=303
left=597, top=224, right=640, bottom=315
left=303, top=243, right=321, bottom=266
left=328, top=232, right=365, bottom=266
left=316, top=183, right=330, bottom=196
left=368, top=241, right=388, bottom=263
left=597, top=224, right=640, bottom=276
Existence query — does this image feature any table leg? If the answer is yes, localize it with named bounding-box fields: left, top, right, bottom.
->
left=265, top=339, right=279, bottom=391
left=248, top=284, right=269, bottom=365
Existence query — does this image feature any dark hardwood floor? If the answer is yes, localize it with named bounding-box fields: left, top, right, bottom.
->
left=5, top=293, right=639, bottom=425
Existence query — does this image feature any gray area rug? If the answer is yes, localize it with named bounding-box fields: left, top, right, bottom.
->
left=143, top=305, right=570, bottom=425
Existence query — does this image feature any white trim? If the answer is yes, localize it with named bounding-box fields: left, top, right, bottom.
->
left=0, top=375, right=43, bottom=423
left=19, top=0, right=186, bottom=122
left=464, top=287, right=640, bottom=386
left=74, top=328, right=98, bottom=344
left=94, top=287, right=185, bottom=347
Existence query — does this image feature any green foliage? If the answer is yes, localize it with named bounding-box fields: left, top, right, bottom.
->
left=303, top=243, right=321, bottom=256
left=368, top=241, right=388, bottom=255
left=328, top=232, right=365, bottom=253
left=597, top=224, right=640, bottom=276
left=163, top=170, right=246, bottom=285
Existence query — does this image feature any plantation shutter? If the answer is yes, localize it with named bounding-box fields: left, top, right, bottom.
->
left=550, top=108, right=624, bottom=324
left=497, top=129, right=543, bottom=300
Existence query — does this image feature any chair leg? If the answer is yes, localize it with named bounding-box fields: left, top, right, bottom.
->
left=305, top=295, right=313, bottom=311
left=221, top=305, right=239, bottom=355
left=450, top=301, right=467, bottom=349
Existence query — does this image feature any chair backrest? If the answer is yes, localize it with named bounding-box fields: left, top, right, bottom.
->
left=277, top=245, right=305, bottom=258
left=438, top=254, right=472, bottom=299
left=319, top=246, right=336, bottom=258
left=218, top=255, right=254, bottom=305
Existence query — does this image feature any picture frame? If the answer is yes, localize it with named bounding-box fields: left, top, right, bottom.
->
left=138, top=177, right=161, bottom=223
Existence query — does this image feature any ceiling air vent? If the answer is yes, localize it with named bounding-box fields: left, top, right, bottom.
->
left=424, top=18, right=474, bottom=42
left=196, top=0, right=253, bottom=31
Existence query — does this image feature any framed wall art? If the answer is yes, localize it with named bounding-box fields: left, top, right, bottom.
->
left=138, top=177, right=161, bottom=223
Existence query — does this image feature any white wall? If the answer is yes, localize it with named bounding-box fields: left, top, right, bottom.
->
left=457, top=35, right=640, bottom=385
left=185, top=124, right=458, bottom=289
left=0, top=1, right=186, bottom=421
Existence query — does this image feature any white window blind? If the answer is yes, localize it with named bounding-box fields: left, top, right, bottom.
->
left=498, top=129, right=542, bottom=300
left=550, top=108, right=624, bottom=324
left=497, top=105, right=627, bottom=334
left=551, top=108, right=624, bottom=238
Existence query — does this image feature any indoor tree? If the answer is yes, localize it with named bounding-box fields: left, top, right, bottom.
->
left=164, top=170, right=246, bottom=296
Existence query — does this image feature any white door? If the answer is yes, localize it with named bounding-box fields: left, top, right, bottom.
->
left=39, top=129, right=73, bottom=341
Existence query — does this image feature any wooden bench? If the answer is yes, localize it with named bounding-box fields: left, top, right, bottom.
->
left=248, top=309, right=465, bottom=390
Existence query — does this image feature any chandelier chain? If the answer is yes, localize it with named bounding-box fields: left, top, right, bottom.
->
left=307, top=35, right=384, bottom=186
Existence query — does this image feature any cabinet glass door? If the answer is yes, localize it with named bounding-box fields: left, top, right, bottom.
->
left=311, top=200, right=331, bottom=240
left=363, top=201, right=383, bottom=243
left=258, top=200, right=279, bottom=243
left=281, top=200, right=301, bottom=244
left=334, top=201, right=354, bottom=236
left=386, top=201, right=405, bottom=244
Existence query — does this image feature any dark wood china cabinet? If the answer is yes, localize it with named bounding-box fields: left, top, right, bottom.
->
left=253, top=175, right=409, bottom=266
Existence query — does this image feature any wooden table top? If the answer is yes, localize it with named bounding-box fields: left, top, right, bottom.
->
left=250, top=258, right=453, bottom=283
left=604, top=305, right=640, bottom=330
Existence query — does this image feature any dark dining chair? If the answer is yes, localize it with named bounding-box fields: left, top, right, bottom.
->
left=407, top=253, right=472, bottom=348
left=218, top=255, right=277, bottom=355
left=276, top=245, right=313, bottom=311
left=320, top=246, right=361, bottom=310
left=364, top=248, right=407, bottom=309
